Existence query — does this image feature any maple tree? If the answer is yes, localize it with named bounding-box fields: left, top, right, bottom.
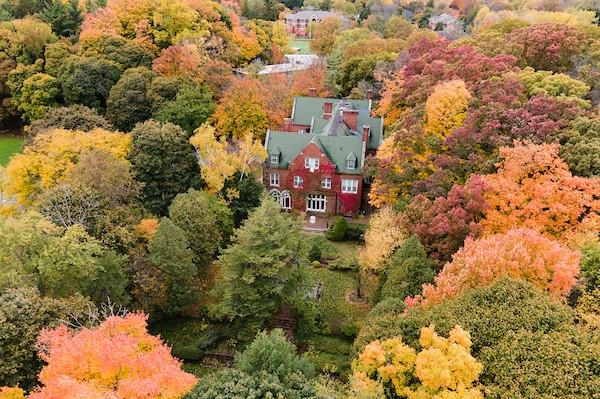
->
left=0, top=387, right=25, bottom=399
left=211, top=77, right=274, bottom=139
left=410, top=228, right=580, bottom=307
left=351, top=325, right=483, bottom=399
left=424, top=79, right=472, bottom=138
left=152, top=44, right=204, bottom=79
left=480, top=142, right=600, bottom=241
left=403, top=175, right=488, bottom=265
left=30, top=313, right=197, bottom=399
left=6, top=128, right=131, bottom=204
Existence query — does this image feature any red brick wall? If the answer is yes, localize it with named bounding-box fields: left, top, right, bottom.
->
left=264, top=142, right=363, bottom=215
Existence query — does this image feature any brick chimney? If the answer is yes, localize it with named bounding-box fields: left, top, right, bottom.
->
left=342, top=109, right=359, bottom=131
left=367, top=89, right=373, bottom=100
left=362, top=124, right=370, bottom=143
left=283, top=117, right=292, bottom=131
left=323, top=102, right=333, bottom=120
left=309, top=87, right=317, bottom=97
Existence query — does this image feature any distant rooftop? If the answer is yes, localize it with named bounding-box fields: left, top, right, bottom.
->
left=285, top=10, right=335, bottom=21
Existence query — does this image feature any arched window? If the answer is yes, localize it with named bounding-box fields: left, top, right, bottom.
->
left=281, top=190, right=292, bottom=210
left=269, top=189, right=281, bottom=204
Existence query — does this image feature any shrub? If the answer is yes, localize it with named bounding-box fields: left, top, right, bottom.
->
left=308, top=242, right=322, bottom=262
left=184, top=369, right=318, bottom=399
left=172, top=345, right=202, bottom=361
left=327, top=258, right=358, bottom=271
left=235, top=329, right=314, bottom=382
left=326, top=216, right=348, bottom=241
left=480, top=330, right=600, bottom=398
left=354, top=279, right=575, bottom=354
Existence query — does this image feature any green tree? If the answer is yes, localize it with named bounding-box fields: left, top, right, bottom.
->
left=128, top=120, right=201, bottom=216
left=106, top=67, right=156, bottom=131
left=154, top=85, right=215, bottom=135
left=43, top=41, right=74, bottom=77
left=480, top=330, right=599, bottom=398
left=211, top=195, right=306, bottom=339
left=25, top=104, right=113, bottom=145
left=168, top=189, right=232, bottom=268
left=0, top=288, right=91, bottom=391
left=379, top=235, right=435, bottom=302
left=38, top=0, right=82, bottom=37
left=560, top=116, right=600, bottom=178
left=0, top=213, right=128, bottom=304
left=221, top=173, right=264, bottom=227
left=16, top=73, right=60, bottom=122
left=148, top=218, right=197, bottom=315
left=57, top=56, right=121, bottom=111
left=78, top=36, right=153, bottom=70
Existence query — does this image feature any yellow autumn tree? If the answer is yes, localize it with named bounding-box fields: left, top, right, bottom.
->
left=351, top=325, right=484, bottom=399
left=424, top=79, right=472, bottom=138
left=6, top=129, right=131, bottom=204
left=189, top=123, right=266, bottom=194
left=357, top=207, right=406, bottom=271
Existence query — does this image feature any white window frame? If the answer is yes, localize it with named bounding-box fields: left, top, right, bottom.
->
left=270, top=189, right=281, bottom=203
left=304, top=157, right=320, bottom=171
left=281, top=190, right=291, bottom=209
left=293, top=175, right=303, bottom=188
left=270, top=154, right=279, bottom=164
left=306, top=194, right=326, bottom=213
left=341, top=179, right=359, bottom=194
left=269, top=173, right=280, bottom=187
left=346, top=159, right=356, bottom=170
left=321, top=177, right=331, bottom=189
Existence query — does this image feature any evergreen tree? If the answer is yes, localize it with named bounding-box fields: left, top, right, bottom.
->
left=148, top=218, right=197, bottom=315
left=39, top=0, right=83, bottom=37
left=379, top=235, right=435, bottom=302
left=211, top=195, right=305, bottom=339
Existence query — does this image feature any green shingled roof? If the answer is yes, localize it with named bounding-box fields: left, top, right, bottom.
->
left=266, top=131, right=363, bottom=174
left=291, top=97, right=383, bottom=150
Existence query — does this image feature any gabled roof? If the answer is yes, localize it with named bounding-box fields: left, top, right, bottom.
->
left=294, top=97, right=382, bottom=150
left=266, top=131, right=363, bottom=174
left=285, top=10, right=335, bottom=20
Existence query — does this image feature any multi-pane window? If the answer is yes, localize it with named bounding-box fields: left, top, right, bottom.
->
left=293, top=175, right=303, bottom=188
left=346, top=159, right=356, bottom=169
left=341, top=179, right=359, bottom=193
left=306, top=194, right=326, bottom=212
left=269, top=173, right=280, bottom=187
left=321, top=177, right=331, bottom=189
left=270, top=154, right=279, bottom=164
left=304, top=157, right=320, bottom=170
left=281, top=191, right=291, bottom=209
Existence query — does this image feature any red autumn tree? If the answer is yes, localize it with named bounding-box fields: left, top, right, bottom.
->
left=404, top=175, right=489, bottom=266
left=504, top=23, right=586, bottom=73
left=29, top=313, right=197, bottom=399
left=409, top=228, right=580, bottom=307
left=481, top=142, right=600, bottom=241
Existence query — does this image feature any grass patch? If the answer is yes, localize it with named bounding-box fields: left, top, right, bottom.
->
left=289, top=38, right=312, bottom=54
left=0, top=136, right=23, bottom=166
left=307, top=268, right=371, bottom=335
left=303, top=335, right=353, bottom=379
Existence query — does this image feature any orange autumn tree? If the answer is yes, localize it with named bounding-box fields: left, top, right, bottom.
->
left=481, top=142, right=600, bottom=240
left=409, top=228, right=580, bottom=308
left=211, top=77, right=274, bottom=140
left=29, top=313, right=196, bottom=399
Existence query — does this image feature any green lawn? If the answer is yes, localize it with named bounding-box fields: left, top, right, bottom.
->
left=0, top=136, right=23, bottom=166
left=288, top=38, right=312, bottom=54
